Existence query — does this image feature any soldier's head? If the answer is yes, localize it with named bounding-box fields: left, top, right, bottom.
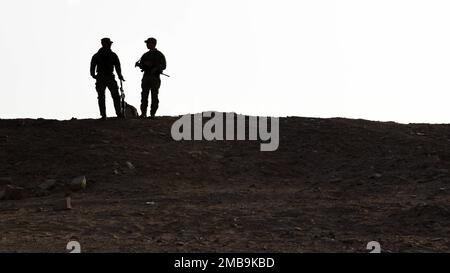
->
left=101, top=38, right=113, bottom=49
left=145, top=37, right=157, bottom=50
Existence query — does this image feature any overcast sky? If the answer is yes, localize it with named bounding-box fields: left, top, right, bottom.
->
left=1, top=0, right=450, bottom=123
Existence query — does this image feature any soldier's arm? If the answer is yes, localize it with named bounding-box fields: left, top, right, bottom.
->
left=90, top=55, right=97, bottom=79
left=136, top=54, right=149, bottom=71
left=160, top=53, right=166, bottom=71
left=151, top=53, right=166, bottom=74
left=155, top=52, right=166, bottom=71
left=114, top=54, right=124, bottom=81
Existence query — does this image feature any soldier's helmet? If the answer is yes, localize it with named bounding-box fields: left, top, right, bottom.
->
left=144, top=37, right=157, bottom=45
left=101, top=38, right=113, bottom=46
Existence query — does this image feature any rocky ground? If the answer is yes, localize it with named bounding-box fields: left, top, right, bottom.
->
left=0, top=113, right=449, bottom=252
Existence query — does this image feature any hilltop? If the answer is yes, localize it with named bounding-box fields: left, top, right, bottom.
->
left=0, top=114, right=449, bottom=252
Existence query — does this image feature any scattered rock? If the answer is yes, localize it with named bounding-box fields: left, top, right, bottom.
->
left=66, top=196, right=73, bottom=210
left=417, top=178, right=433, bottom=184
left=113, top=169, right=120, bottom=175
left=54, top=195, right=73, bottom=211
left=370, top=173, right=383, bottom=179
left=125, top=161, right=135, bottom=170
left=330, top=177, right=342, bottom=183
left=1, top=185, right=25, bottom=200
left=69, top=176, right=87, bottom=191
left=188, top=151, right=203, bottom=156
left=160, top=233, right=176, bottom=241
left=38, top=179, right=57, bottom=191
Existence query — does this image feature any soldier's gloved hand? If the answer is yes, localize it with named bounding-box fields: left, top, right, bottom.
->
left=135, top=62, right=141, bottom=68
left=91, top=74, right=98, bottom=80
left=118, top=75, right=125, bottom=81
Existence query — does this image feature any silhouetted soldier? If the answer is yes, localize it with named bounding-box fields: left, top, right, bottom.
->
left=135, top=37, right=166, bottom=119
left=90, top=38, right=125, bottom=120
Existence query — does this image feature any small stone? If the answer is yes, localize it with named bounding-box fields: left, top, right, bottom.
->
left=66, top=196, right=73, bottom=210
left=160, top=233, right=175, bottom=241
left=330, top=177, right=342, bottom=183
left=38, top=179, right=57, bottom=191
left=69, top=176, right=87, bottom=191
left=113, top=169, right=119, bottom=175
left=125, top=161, right=135, bottom=170
left=370, top=173, right=383, bottom=179
left=54, top=195, right=73, bottom=211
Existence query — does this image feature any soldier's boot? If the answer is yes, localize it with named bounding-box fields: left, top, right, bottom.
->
left=140, top=101, right=148, bottom=118
left=140, top=108, right=147, bottom=118
left=150, top=105, right=158, bottom=119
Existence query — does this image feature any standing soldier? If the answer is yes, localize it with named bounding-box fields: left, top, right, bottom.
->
left=135, top=37, right=166, bottom=119
left=90, top=38, right=125, bottom=120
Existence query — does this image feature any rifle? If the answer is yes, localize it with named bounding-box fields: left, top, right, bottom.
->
left=135, top=59, right=170, bottom=77
left=120, top=80, right=125, bottom=118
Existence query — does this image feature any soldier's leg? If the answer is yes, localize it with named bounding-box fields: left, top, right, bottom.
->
left=140, top=77, right=151, bottom=117
left=95, top=79, right=107, bottom=118
left=149, top=77, right=161, bottom=118
left=107, top=78, right=122, bottom=118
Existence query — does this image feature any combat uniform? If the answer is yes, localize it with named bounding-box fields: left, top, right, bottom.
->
left=90, top=47, right=123, bottom=118
left=138, top=48, right=166, bottom=117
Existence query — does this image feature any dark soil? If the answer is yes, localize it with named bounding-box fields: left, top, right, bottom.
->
left=0, top=114, right=449, bottom=252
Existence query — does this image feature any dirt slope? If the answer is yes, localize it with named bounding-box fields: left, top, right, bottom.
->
left=0, top=114, right=449, bottom=252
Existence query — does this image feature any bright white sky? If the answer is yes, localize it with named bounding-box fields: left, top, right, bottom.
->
left=1, top=0, right=450, bottom=123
